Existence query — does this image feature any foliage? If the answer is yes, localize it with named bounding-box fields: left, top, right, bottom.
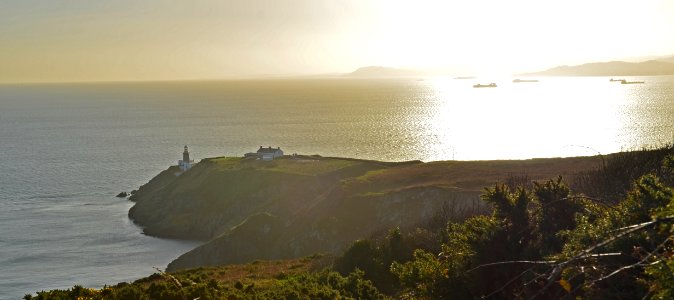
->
left=27, top=270, right=386, bottom=300
left=392, top=215, right=503, bottom=299
left=571, top=144, right=674, bottom=202
left=391, top=151, right=674, bottom=299
left=333, top=228, right=414, bottom=294
left=555, top=162, right=674, bottom=299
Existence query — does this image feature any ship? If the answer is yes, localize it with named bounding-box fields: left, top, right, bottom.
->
left=473, top=83, right=497, bottom=88
left=609, top=78, right=625, bottom=82
left=620, top=80, right=645, bottom=84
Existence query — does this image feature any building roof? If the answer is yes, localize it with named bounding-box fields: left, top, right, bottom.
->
left=257, top=146, right=282, bottom=154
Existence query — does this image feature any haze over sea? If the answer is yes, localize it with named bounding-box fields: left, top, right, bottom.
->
left=1, top=77, right=673, bottom=298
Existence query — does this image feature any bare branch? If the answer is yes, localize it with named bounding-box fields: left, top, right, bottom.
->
left=562, top=216, right=673, bottom=268
left=564, top=195, right=621, bottom=212
left=153, top=267, right=187, bottom=300
left=527, top=215, right=674, bottom=300
left=588, top=237, right=670, bottom=285
left=467, top=260, right=555, bottom=273
left=481, top=266, right=537, bottom=299
left=578, top=252, right=622, bottom=258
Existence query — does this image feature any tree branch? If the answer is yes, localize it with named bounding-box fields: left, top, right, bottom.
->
left=527, top=215, right=674, bottom=300
left=467, top=260, right=555, bottom=273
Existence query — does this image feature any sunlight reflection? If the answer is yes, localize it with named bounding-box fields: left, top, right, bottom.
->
left=421, top=77, right=635, bottom=160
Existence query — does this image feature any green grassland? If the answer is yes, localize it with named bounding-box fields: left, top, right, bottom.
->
left=208, top=156, right=363, bottom=176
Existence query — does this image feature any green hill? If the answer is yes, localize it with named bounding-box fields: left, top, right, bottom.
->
left=128, top=154, right=602, bottom=271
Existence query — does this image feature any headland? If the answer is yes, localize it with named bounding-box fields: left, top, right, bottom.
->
left=128, top=154, right=603, bottom=271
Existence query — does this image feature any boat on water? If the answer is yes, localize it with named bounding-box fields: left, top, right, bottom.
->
left=609, top=78, right=625, bottom=82
left=620, top=80, right=645, bottom=84
left=512, top=79, right=539, bottom=83
left=473, top=83, right=497, bottom=88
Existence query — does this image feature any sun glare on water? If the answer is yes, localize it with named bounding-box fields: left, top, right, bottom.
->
left=420, top=77, right=633, bottom=160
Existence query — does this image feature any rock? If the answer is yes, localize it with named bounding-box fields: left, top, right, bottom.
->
left=116, top=191, right=128, bottom=198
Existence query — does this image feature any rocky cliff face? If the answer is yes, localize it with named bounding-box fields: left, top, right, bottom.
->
left=128, top=155, right=601, bottom=271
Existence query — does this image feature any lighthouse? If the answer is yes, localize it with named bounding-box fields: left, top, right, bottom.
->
left=178, top=145, right=194, bottom=172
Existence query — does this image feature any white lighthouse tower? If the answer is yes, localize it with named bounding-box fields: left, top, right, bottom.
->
left=178, top=145, right=194, bottom=172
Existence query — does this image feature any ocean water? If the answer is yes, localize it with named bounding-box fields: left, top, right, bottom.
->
left=1, top=77, right=673, bottom=298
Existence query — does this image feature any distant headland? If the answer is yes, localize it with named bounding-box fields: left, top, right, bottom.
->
left=344, top=66, right=429, bottom=78
left=520, top=58, right=674, bottom=76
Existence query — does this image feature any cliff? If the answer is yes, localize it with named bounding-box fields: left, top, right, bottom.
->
left=128, top=155, right=602, bottom=271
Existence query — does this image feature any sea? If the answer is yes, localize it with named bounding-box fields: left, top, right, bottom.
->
left=1, top=76, right=673, bottom=298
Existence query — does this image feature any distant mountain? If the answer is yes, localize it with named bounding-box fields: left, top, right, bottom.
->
left=521, top=60, right=674, bottom=76
left=345, top=66, right=427, bottom=78
left=658, top=55, right=674, bottom=64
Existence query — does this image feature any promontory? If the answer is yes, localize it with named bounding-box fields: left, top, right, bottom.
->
left=127, top=154, right=602, bottom=271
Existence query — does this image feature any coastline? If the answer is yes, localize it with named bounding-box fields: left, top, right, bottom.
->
left=128, top=153, right=605, bottom=271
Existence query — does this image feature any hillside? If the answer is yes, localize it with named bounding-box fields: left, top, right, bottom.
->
left=521, top=59, right=674, bottom=76
left=127, top=154, right=603, bottom=271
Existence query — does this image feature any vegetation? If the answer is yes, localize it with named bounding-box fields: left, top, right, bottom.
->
left=32, top=146, right=674, bottom=299
left=387, top=146, right=674, bottom=299
left=26, top=255, right=386, bottom=300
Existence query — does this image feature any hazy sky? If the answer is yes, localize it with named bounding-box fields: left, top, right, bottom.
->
left=2, top=0, right=674, bottom=82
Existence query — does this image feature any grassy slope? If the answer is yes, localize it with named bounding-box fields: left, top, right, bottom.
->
left=138, top=254, right=334, bottom=290
left=30, top=255, right=348, bottom=299
left=343, top=156, right=599, bottom=193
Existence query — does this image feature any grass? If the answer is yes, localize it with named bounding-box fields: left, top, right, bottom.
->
left=155, top=254, right=333, bottom=288
left=27, top=255, right=342, bottom=299
left=341, top=156, right=605, bottom=195
left=208, top=156, right=361, bottom=176
left=204, top=154, right=570, bottom=192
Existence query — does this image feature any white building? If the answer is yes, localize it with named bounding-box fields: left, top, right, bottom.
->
left=178, top=145, right=194, bottom=171
left=256, top=146, right=284, bottom=161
